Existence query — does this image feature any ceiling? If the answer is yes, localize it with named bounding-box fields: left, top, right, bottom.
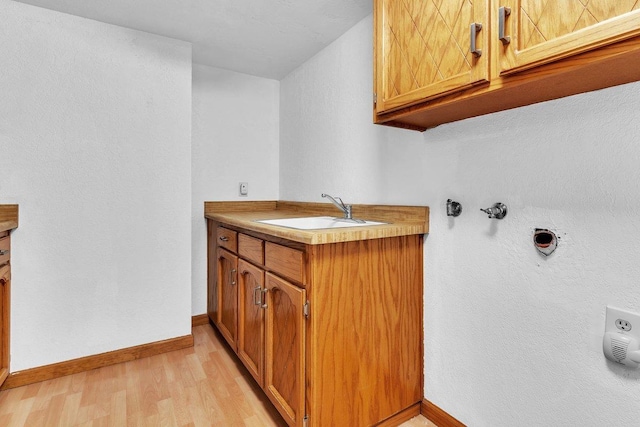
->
left=15, top=0, right=373, bottom=80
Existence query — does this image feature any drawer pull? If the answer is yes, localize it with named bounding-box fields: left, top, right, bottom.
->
left=219, top=236, right=229, bottom=242
left=470, top=23, right=482, bottom=58
left=0, top=249, right=9, bottom=256
left=499, top=6, right=511, bottom=45
left=253, top=286, right=262, bottom=305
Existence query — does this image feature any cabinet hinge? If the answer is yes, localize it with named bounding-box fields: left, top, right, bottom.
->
left=303, top=301, right=310, bottom=319
left=303, top=415, right=309, bottom=427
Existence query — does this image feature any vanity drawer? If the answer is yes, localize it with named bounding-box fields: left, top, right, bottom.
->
left=265, top=242, right=304, bottom=284
left=216, top=227, right=237, bottom=253
left=0, top=236, right=9, bottom=266
left=238, top=234, right=264, bottom=265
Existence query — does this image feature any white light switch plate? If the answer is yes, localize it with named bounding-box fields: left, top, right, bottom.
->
left=239, top=182, right=248, bottom=196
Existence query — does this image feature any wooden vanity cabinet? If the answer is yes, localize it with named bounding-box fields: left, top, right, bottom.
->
left=374, top=0, right=640, bottom=130
left=208, top=222, right=307, bottom=425
left=207, top=220, right=423, bottom=427
left=0, top=233, right=11, bottom=386
left=236, top=238, right=308, bottom=427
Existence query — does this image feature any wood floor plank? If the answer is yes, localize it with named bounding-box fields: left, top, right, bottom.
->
left=19, top=381, right=42, bottom=401
left=110, top=389, right=127, bottom=426
left=166, top=381, right=191, bottom=426
left=58, top=391, right=82, bottom=426
left=0, top=324, right=435, bottom=426
left=2, top=396, right=34, bottom=426
left=23, top=409, right=46, bottom=426
left=0, top=384, right=25, bottom=414
left=42, top=393, right=66, bottom=426
left=157, top=397, right=179, bottom=426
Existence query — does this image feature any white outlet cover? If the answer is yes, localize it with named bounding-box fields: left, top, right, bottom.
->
left=604, top=306, right=640, bottom=367
left=605, top=306, right=640, bottom=336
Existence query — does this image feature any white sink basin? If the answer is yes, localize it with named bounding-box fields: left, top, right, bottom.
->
left=256, top=216, right=387, bottom=230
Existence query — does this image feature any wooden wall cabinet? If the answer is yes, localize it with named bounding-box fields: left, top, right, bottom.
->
left=499, top=1, right=640, bottom=75
left=374, top=0, right=489, bottom=114
left=374, top=0, right=640, bottom=130
left=206, top=220, right=423, bottom=427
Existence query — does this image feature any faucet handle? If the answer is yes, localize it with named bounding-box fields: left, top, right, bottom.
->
left=321, top=193, right=345, bottom=208
left=480, top=202, right=508, bottom=219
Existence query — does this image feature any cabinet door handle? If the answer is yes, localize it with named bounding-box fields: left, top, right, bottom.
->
left=261, top=288, right=268, bottom=309
left=470, top=23, right=482, bottom=58
left=0, top=249, right=8, bottom=256
left=219, top=236, right=229, bottom=242
left=253, top=286, right=262, bottom=305
left=230, top=268, right=236, bottom=285
left=499, top=6, right=511, bottom=45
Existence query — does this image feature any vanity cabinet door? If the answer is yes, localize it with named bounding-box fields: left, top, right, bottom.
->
left=264, top=272, right=306, bottom=427
left=499, top=0, right=640, bottom=75
left=374, top=0, right=489, bottom=114
left=0, top=263, right=9, bottom=386
left=237, top=259, right=265, bottom=387
left=217, top=248, right=238, bottom=350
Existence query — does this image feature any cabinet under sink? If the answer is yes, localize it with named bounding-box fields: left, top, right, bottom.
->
left=206, top=201, right=428, bottom=426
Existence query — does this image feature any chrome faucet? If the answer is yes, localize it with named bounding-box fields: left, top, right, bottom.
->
left=321, top=193, right=365, bottom=223
left=480, top=202, right=508, bottom=219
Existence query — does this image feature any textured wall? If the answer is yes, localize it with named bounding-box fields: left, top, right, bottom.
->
left=280, top=15, right=640, bottom=426
left=0, top=2, right=192, bottom=370
left=191, top=64, right=279, bottom=315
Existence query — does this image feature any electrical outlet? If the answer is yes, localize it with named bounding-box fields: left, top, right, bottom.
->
left=604, top=306, right=640, bottom=367
left=605, top=306, right=640, bottom=335
left=616, top=318, right=633, bottom=331
left=239, top=182, right=248, bottom=196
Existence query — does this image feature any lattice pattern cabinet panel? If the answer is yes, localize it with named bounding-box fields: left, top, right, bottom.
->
left=500, top=0, right=640, bottom=73
left=375, top=0, right=488, bottom=113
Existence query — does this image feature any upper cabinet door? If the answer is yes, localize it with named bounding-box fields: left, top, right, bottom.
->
left=375, top=0, right=489, bottom=114
left=499, top=0, right=640, bottom=75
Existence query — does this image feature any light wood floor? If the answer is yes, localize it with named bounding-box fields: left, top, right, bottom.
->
left=0, top=324, right=436, bottom=426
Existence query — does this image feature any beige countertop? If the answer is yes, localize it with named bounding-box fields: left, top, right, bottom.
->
left=204, top=201, right=429, bottom=245
left=0, top=205, right=18, bottom=233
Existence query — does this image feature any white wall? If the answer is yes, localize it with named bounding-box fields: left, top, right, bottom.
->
left=0, top=2, right=192, bottom=370
left=191, top=64, right=279, bottom=315
left=280, top=15, right=640, bottom=426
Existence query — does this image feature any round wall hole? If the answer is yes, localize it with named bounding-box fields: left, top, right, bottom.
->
left=534, top=228, right=557, bottom=256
